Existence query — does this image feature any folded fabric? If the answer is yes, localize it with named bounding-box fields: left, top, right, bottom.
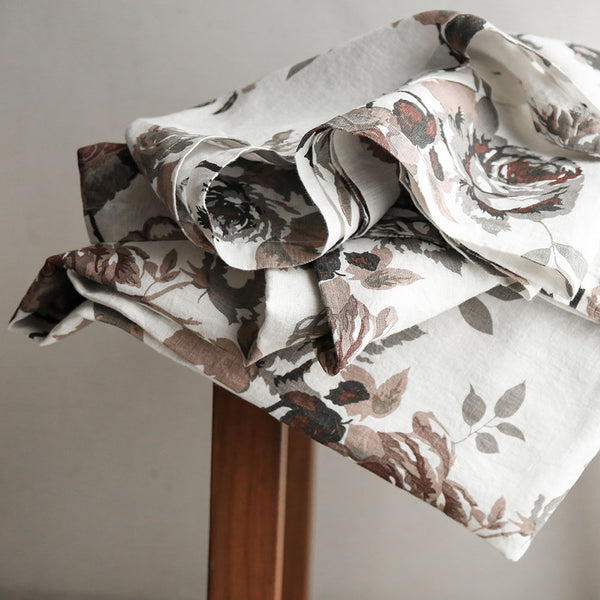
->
left=9, top=10, right=600, bottom=561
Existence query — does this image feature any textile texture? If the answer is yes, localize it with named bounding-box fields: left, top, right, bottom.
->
left=9, top=10, right=600, bottom=560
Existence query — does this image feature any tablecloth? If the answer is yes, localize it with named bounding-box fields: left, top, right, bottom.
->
left=9, top=10, right=600, bottom=560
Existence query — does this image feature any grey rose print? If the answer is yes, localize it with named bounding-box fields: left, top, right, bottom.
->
left=456, top=382, right=527, bottom=453
left=444, top=104, right=584, bottom=235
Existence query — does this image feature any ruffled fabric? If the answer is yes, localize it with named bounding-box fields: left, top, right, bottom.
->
left=9, top=10, right=600, bottom=560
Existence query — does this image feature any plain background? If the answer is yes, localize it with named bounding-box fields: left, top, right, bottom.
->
left=3, top=1, right=600, bottom=598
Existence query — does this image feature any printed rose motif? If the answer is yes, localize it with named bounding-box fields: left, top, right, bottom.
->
left=205, top=180, right=271, bottom=241
left=392, top=97, right=437, bottom=148
left=332, top=412, right=476, bottom=526
left=131, top=125, right=198, bottom=181
left=204, top=157, right=313, bottom=250
left=458, top=133, right=583, bottom=233
left=530, top=103, right=600, bottom=156
left=62, top=244, right=150, bottom=289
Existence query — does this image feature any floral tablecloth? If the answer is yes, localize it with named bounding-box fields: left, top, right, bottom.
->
left=9, top=10, right=600, bottom=560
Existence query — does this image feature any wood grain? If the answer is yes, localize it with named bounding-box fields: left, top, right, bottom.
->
left=207, top=385, right=313, bottom=600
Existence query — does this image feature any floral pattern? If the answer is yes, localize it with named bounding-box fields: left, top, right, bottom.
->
left=9, top=10, right=600, bottom=562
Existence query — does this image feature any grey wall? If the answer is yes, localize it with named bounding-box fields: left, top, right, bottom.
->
left=2, top=1, right=600, bottom=599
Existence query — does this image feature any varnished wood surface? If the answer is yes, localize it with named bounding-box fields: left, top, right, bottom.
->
left=208, top=385, right=313, bottom=600
left=282, top=426, right=314, bottom=600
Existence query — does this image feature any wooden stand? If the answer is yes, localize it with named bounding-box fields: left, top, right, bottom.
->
left=207, top=385, right=314, bottom=600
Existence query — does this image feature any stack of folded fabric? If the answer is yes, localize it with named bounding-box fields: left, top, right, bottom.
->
left=9, top=10, right=600, bottom=560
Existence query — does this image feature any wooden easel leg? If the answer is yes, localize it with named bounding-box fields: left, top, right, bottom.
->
left=207, top=385, right=314, bottom=600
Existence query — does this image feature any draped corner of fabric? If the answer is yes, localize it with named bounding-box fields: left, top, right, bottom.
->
left=9, top=9, right=600, bottom=561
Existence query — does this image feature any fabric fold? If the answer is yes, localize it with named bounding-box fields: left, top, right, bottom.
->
left=9, top=9, right=600, bottom=561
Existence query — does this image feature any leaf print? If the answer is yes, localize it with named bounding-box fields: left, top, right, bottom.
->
left=485, top=284, right=523, bottom=301
left=338, top=365, right=408, bottom=418
left=374, top=369, right=409, bottom=415
left=497, top=422, right=526, bottom=441
left=462, top=385, right=485, bottom=426
left=362, top=325, right=427, bottom=357
left=382, top=324, right=426, bottom=346
left=476, top=432, right=499, bottom=453
left=522, top=247, right=551, bottom=266
left=362, top=268, right=422, bottom=289
left=159, top=248, right=178, bottom=276
left=212, top=91, right=238, bottom=114
left=487, top=496, right=506, bottom=528
left=554, top=243, right=588, bottom=279
left=422, top=244, right=464, bottom=274
left=343, top=243, right=422, bottom=290
left=458, top=297, right=493, bottom=335
left=494, top=382, right=526, bottom=418
left=286, top=55, right=317, bottom=79
left=326, top=380, right=370, bottom=406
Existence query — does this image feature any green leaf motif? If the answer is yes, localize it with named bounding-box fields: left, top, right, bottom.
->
left=494, top=381, right=526, bottom=418
left=458, top=297, right=493, bottom=335
left=462, top=385, right=486, bottom=426
left=476, top=432, right=499, bottom=453
left=497, top=422, right=526, bottom=441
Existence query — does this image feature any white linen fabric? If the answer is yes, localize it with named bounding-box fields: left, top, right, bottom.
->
left=9, top=10, right=600, bottom=560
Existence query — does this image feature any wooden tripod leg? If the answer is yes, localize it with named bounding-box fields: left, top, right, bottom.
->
left=207, top=385, right=314, bottom=600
